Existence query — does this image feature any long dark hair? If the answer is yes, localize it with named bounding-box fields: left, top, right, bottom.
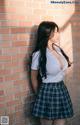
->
left=32, top=21, right=72, bottom=79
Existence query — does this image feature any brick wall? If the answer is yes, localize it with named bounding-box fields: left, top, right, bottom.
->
left=0, top=0, right=80, bottom=125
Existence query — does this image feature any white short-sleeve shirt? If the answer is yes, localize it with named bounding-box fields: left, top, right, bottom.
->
left=31, top=45, right=68, bottom=83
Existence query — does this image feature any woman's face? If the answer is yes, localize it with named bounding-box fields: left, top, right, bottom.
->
left=49, top=27, right=60, bottom=43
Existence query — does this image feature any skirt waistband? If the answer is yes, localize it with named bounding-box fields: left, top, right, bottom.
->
left=41, top=80, right=64, bottom=86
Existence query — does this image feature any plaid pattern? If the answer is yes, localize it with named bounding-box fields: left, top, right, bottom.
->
left=32, top=80, right=74, bottom=119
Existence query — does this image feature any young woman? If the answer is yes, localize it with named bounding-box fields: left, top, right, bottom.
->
left=30, top=21, right=74, bottom=125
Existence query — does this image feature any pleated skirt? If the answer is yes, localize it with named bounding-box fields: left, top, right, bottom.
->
left=32, top=80, right=74, bottom=120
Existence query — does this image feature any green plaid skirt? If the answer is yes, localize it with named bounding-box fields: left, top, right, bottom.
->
left=32, top=80, right=74, bottom=120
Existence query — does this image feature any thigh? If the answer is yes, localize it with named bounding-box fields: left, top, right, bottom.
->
left=53, top=119, right=66, bottom=125
left=40, top=118, right=53, bottom=125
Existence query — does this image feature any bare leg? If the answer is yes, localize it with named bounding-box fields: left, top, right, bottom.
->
left=53, top=119, right=66, bottom=125
left=40, top=118, right=53, bottom=125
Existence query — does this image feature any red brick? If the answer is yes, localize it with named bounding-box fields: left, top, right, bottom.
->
left=0, top=90, right=4, bottom=96
left=8, top=113, right=15, bottom=122
left=0, top=55, right=11, bottom=62
left=15, top=111, right=25, bottom=124
left=18, top=21, right=33, bottom=27
left=7, top=14, right=26, bottom=21
left=0, top=109, right=6, bottom=115
left=0, top=42, right=11, bottom=48
left=19, top=47, right=29, bottom=54
left=0, top=1, right=5, bottom=5
left=11, top=34, right=18, bottom=41
left=5, top=7, right=16, bottom=13
left=11, top=58, right=22, bottom=64
left=0, top=84, right=5, bottom=89
left=15, top=91, right=27, bottom=97
left=4, top=73, right=20, bottom=81
left=0, top=103, right=5, bottom=108
left=0, top=97, right=5, bottom=101
left=0, top=69, right=11, bottom=75
left=11, top=67, right=24, bottom=74
left=0, top=35, right=11, bottom=41
left=2, top=48, right=19, bottom=55
left=18, top=34, right=30, bottom=41
left=7, top=100, right=21, bottom=106
left=11, top=54, right=25, bottom=61
left=0, top=14, right=5, bottom=20
left=0, top=28, right=10, bottom=34
left=14, top=79, right=27, bottom=85
left=0, top=21, right=17, bottom=27
left=15, top=111, right=23, bottom=117
left=3, top=62, right=19, bottom=68
left=0, top=49, right=2, bottom=54
left=5, top=94, right=14, bottom=101
left=25, top=27, right=32, bottom=33
left=15, top=104, right=23, bottom=111
left=6, top=106, right=16, bottom=114
left=12, top=41, right=28, bottom=47
left=10, top=28, right=26, bottom=34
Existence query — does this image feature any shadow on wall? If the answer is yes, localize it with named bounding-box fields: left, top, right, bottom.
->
left=23, top=25, right=41, bottom=125
left=60, top=3, right=80, bottom=124
left=60, top=1, right=80, bottom=84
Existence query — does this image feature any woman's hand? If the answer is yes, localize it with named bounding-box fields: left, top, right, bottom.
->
left=31, top=70, right=38, bottom=94
left=68, top=60, right=73, bottom=67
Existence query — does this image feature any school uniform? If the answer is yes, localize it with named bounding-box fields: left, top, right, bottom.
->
left=31, top=45, right=74, bottom=120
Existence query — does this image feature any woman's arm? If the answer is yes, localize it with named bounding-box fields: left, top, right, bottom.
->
left=31, top=70, right=38, bottom=94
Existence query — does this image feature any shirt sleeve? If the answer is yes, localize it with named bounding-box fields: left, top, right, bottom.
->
left=31, top=51, right=40, bottom=70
